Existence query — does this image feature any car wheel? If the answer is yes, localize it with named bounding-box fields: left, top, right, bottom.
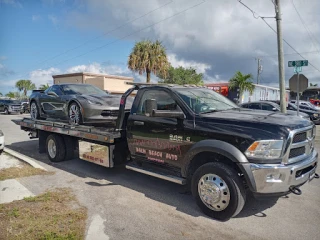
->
left=191, top=162, right=246, bottom=221
left=4, top=108, right=9, bottom=115
left=30, top=101, right=40, bottom=120
left=68, top=102, right=83, bottom=125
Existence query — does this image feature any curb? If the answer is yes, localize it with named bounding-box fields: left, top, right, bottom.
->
left=4, top=148, right=47, bottom=171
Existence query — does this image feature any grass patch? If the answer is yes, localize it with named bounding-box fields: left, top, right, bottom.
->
left=0, top=164, right=53, bottom=181
left=0, top=188, right=87, bottom=240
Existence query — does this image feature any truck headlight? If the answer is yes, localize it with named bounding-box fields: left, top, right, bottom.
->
left=245, top=140, right=283, bottom=159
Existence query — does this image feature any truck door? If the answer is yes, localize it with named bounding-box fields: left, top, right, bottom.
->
left=127, top=88, right=188, bottom=169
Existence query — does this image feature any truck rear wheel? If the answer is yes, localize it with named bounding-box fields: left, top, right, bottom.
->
left=191, top=162, right=246, bottom=221
left=46, top=134, right=66, bottom=162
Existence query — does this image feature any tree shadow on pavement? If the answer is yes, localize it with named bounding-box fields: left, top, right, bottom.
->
left=6, top=141, right=278, bottom=220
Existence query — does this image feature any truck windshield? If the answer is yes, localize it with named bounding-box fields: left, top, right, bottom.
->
left=176, top=88, right=238, bottom=113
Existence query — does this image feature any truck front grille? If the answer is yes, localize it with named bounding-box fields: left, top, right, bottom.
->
left=292, top=132, right=307, bottom=143
left=289, top=146, right=305, bottom=158
left=286, top=126, right=315, bottom=164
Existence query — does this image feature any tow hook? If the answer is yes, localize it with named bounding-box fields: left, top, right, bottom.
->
left=315, top=173, right=319, bottom=179
left=289, top=186, right=302, bottom=195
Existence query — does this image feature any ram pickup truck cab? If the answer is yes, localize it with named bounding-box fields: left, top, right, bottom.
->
left=13, top=83, right=319, bottom=221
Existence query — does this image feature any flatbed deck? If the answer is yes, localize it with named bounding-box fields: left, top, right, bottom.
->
left=12, top=118, right=121, bottom=144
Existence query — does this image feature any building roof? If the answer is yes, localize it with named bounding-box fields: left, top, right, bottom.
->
left=52, top=72, right=134, bottom=80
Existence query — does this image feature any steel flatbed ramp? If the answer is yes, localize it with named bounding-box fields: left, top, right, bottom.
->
left=12, top=118, right=121, bottom=144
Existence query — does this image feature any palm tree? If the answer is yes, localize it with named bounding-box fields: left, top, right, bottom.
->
left=15, top=79, right=36, bottom=96
left=128, top=40, right=169, bottom=83
left=39, top=83, right=50, bottom=90
left=5, top=92, right=15, bottom=98
left=229, top=71, right=255, bottom=101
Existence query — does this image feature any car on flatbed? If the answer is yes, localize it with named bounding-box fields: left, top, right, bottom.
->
left=13, top=83, right=319, bottom=221
left=29, top=84, right=134, bottom=124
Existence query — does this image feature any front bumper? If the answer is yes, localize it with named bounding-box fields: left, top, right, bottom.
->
left=242, top=150, right=318, bottom=194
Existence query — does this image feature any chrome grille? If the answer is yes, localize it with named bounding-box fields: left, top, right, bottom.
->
left=285, top=127, right=315, bottom=164
left=292, top=132, right=306, bottom=143
left=289, top=147, right=305, bottom=158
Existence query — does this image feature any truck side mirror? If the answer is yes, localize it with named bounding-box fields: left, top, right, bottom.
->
left=145, top=99, right=157, bottom=116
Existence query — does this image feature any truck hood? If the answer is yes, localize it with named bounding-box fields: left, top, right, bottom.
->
left=199, top=108, right=312, bottom=130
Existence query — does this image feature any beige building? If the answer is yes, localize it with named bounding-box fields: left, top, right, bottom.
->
left=52, top=72, right=134, bottom=94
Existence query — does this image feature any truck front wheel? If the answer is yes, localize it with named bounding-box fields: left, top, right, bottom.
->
left=191, top=162, right=246, bottom=221
left=46, top=134, right=66, bottom=162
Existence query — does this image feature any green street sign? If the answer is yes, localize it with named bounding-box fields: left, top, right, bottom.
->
left=288, top=60, right=308, bottom=67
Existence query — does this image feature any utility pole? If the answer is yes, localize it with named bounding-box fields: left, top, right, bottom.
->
left=275, top=0, right=286, bottom=113
left=256, top=58, right=262, bottom=84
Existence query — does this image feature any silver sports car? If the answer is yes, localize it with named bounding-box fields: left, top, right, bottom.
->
left=29, top=84, right=133, bottom=124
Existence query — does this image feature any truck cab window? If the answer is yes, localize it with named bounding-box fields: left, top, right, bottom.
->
left=137, top=90, right=178, bottom=115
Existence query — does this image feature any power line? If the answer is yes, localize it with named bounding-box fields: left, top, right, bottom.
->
left=258, top=51, right=320, bottom=58
left=47, top=0, right=206, bottom=69
left=18, top=1, right=174, bottom=79
left=236, top=0, right=320, bottom=73
left=291, top=0, right=320, bottom=52
left=261, top=17, right=320, bottom=73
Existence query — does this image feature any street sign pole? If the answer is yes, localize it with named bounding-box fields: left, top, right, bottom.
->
left=296, top=70, right=300, bottom=116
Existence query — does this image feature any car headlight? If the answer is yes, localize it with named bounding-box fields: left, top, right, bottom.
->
left=245, top=140, right=284, bottom=159
left=87, top=99, right=102, bottom=105
left=313, top=113, right=318, bottom=117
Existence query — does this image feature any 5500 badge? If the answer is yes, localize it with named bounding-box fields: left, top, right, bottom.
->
left=169, top=134, right=190, bottom=142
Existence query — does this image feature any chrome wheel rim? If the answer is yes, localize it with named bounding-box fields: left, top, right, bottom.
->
left=30, top=102, right=37, bottom=119
left=69, top=105, right=80, bottom=124
left=47, top=139, right=56, bottom=159
left=198, top=174, right=230, bottom=211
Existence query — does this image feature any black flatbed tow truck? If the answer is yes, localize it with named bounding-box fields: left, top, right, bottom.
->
left=13, top=83, right=319, bottom=221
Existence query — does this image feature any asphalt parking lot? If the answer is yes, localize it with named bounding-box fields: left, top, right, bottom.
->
left=1, top=113, right=320, bottom=240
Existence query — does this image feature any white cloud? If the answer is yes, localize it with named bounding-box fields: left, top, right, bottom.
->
left=32, top=15, right=41, bottom=22
left=64, top=0, right=320, bottom=86
left=48, top=14, right=58, bottom=25
left=0, top=63, right=14, bottom=77
left=66, top=62, right=130, bottom=76
left=0, top=0, right=22, bottom=8
left=168, top=54, right=211, bottom=74
left=29, top=67, right=60, bottom=87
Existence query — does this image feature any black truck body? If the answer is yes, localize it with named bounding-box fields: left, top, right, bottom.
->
left=13, top=84, right=319, bottom=221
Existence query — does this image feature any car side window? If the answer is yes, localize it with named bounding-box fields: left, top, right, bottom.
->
left=51, top=86, right=63, bottom=96
left=45, top=86, right=52, bottom=94
left=249, top=103, right=261, bottom=110
left=241, top=104, right=248, bottom=108
left=299, top=105, right=307, bottom=110
left=137, top=90, right=178, bottom=115
left=261, top=103, right=274, bottom=111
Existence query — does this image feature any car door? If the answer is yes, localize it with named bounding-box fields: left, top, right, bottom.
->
left=248, top=103, right=261, bottom=110
left=40, top=85, right=65, bottom=118
left=261, top=103, right=276, bottom=111
left=127, top=88, right=186, bottom=169
left=0, top=100, right=4, bottom=112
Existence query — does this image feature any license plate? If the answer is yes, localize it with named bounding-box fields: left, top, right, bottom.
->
left=309, top=168, right=316, bottom=181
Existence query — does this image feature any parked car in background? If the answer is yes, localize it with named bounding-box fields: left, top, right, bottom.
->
left=20, top=101, right=30, bottom=114
left=0, top=129, right=4, bottom=154
left=299, top=100, right=320, bottom=110
left=0, top=99, right=21, bottom=114
left=286, top=102, right=320, bottom=124
left=29, top=84, right=133, bottom=125
left=240, top=101, right=311, bottom=120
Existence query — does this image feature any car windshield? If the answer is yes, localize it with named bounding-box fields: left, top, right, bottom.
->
left=62, top=84, right=108, bottom=96
left=176, top=88, right=238, bottom=113
left=5, top=100, right=20, bottom=104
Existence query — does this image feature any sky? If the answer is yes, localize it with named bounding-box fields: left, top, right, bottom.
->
left=0, top=0, right=319, bottom=96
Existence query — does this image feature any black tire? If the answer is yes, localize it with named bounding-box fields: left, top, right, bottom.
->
left=68, top=102, right=83, bottom=125
left=191, top=162, right=246, bottom=221
left=46, top=134, right=66, bottom=162
left=30, top=101, right=41, bottom=120
left=0, top=149, right=3, bottom=155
